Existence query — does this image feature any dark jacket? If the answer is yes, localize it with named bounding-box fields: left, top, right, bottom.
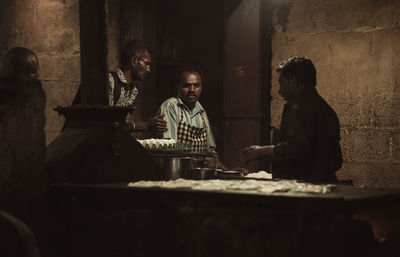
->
left=272, top=87, right=343, bottom=182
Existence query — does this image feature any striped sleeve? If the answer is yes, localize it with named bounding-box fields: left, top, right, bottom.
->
left=157, top=98, right=178, bottom=140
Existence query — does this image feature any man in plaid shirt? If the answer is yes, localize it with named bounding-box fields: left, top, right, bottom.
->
left=157, top=66, right=216, bottom=152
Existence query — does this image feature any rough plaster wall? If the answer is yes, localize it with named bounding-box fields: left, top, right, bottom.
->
left=0, top=0, right=80, bottom=145
left=0, top=0, right=121, bottom=144
left=271, top=0, right=400, bottom=188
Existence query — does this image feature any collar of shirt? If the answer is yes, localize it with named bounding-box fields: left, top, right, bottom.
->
left=115, top=68, right=138, bottom=91
left=115, top=68, right=128, bottom=84
left=176, top=97, right=205, bottom=117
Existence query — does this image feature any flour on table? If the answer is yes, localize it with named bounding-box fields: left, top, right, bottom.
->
left=128, top=179, right=336, bottom=194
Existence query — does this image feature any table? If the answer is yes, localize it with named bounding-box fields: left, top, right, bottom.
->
left=48, top=181, right=400, bottom=257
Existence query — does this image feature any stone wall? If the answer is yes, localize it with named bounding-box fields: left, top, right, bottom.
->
left=0, top=0, right=80, bottom=145
left=3, top=0, right=398, bottom=188
left=0, top=0, right=122, bottom=145
left=270, top=0, right=400, bottom=188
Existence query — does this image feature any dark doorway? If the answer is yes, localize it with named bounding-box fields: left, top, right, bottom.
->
left=222, top=0, right=271, bottom=171
left=145, top=0, right=271, bottom=169
left=155, top=0, right=225, bottom=153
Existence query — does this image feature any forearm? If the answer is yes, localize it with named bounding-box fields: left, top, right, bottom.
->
left=273, top=138, right=309, bottom=160
left=241, top=144, right=276, bottom=163
left=161, top=113, right=176, bottom=140
left=259, top=145, right=275, bottom=159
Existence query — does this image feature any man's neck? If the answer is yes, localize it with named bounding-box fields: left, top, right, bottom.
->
left=187, top=103, right=196, bottom=112
left=181, top=99, right=196, bottom=112
left=122, top=69, right=141, bottom=85
left=287, top=86, right=316, bottom=105
left=122, top=70, right=132, bottom=85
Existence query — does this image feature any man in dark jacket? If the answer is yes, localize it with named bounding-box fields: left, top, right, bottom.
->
left=240, top=56, right=342, bottom=182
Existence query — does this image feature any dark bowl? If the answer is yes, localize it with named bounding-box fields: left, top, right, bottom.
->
left=183, top=168, right=218, bottom=180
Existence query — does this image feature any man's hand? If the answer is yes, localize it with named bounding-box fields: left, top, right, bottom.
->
left=147, top=114, right=167, bottom=132
left=240, top=145, right=275, bottom=164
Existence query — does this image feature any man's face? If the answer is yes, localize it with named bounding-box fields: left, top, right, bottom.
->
left=179, top=71, right=202, bottom=106
left=132, top=51, right=151, bottom=81
left=278, top=73, right=297, bottom=101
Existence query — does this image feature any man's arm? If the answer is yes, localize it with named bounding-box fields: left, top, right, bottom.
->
left=133, top=116, right=167, bottom=132
left=240, top=106, right=312, bottom=163
left=240, top=145, right=275, bottom=163
left=273, top=106, right=312, bottom=160
left=156, top=100, right=177, bottom=140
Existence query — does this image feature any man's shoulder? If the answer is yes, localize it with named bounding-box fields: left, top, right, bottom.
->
left=296, top=91, right=324, bottom=110
left=108, top=69, right=127, bottom=83
left=311, top=93, right=338, bottom=115
left=297, top=92, right=340, bottom=124
left=161, top=97, right=179, bottom=107
left=195, top=101, right=205, bottom=112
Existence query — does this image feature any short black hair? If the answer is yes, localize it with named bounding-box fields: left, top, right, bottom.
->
left=176, top=66, right=204, bottom=87
left=120, top=40, right=151, bottom=70
left=1, top=47, right=39, bottom=77
left=276, top=56, right=316, bottom=87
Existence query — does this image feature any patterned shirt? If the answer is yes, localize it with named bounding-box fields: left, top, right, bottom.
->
left=71, top=68, right=139, bottom=107
left=157, top=97, right=216, bottom=149
left=108, top=68, right=139, bottom=106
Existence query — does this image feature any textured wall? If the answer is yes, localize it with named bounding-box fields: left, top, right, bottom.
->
left=271, top=0, right=400, bottom=188
left=0, top=0, right=121, bottom=145
left=0, top=0, right=80, bottom=144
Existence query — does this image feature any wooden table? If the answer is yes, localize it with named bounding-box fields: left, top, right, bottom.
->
left=48, top=181, right=400, bottom=257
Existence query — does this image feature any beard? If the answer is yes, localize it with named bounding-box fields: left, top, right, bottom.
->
left=130, top=70, right=141, bottom=81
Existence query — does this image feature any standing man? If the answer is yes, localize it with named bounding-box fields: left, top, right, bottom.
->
left=0, top=47, right=45, bottom=255
left=157, top=66, right=216, bottom=152
left=240, top=56, right=342, bottom=182
left=72, top=40, right=167, bottom=134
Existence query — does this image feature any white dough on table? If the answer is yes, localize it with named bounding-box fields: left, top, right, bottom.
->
left=128, top=179, right=336, bottom=194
